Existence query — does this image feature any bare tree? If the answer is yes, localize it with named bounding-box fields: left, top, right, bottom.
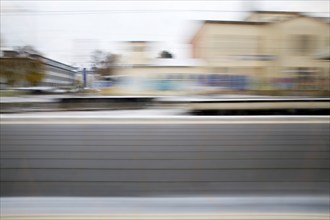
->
left=90, top=50, right=119, bottom=78
left=90, top=50, right=105, bottom=69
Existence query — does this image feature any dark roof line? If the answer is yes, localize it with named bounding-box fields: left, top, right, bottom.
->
left=251, top=10, right=302, bottom=15
left=1, top=49, right=77, bottom=69
left=205, top=20, right=267, bottom=25
left=127, top=41, right=149, bottom=43
left=30, top=54, right=76, bottom=69
left=206, top=12, right=328, bottom=25
left=248, top=11, right=329, bottom=23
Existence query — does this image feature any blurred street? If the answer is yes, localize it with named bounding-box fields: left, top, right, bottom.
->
left=1, top=114, right=329, bottom=219
left=1, top=115, right=329, bottom=197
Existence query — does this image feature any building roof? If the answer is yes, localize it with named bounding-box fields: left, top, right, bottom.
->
left=1, top=48, right=77, bottom=71
left=251, top=10, right=302, bottom=15
left=30, top=54, right=76, bottom=70
left=189, top=20, right=265, bottom=44
left=205, top=20, right=267, bottom=25
left=246, top=10, right=329, bottom=23
left=190, top=11, right=329, bottom=44
left=251, top=11, right=328, bottom=23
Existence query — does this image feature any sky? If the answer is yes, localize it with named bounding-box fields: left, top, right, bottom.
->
left=1, top=0, right=329, bottom=68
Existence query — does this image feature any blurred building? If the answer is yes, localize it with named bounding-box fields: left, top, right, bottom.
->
left=126, top=41, right=151, bottom=65
left=35, top=54, right=76, bottom=88
left=0, top=49, right=76, bottom=88
left=191, top=11, right=330, bottom=91
left=114, top=12, right=329, bottom=95
left=114, top=41, right=206, bottom=95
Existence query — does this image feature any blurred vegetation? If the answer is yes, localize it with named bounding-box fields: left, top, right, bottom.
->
left=90, top=50, right=119, bottom=78
left=158, top=50, right=174, bottom=58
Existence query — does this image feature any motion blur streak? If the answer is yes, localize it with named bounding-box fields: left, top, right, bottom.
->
left=1, top=197, right=329, bottom=219
left=0, top=215, right=329, bottom=220
left=1, top=117, right=329, bottom=196
left=1, top=1, right=329, bottom=219
left=1, top=115, right=329, bottom=124
left=1, top=116, right=329, bottom=218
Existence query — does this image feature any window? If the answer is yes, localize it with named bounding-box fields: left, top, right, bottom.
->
left=292, top=34, right=315, bottom=55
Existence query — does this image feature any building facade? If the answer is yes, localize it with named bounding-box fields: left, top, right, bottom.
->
left=112, top=41, right=206, bottom=95
left=0, top=49, right=76, bottom=88
left=113, top=12, right=329, bottom=95
left=190, top=11, right=330, bottom=91
left=34, top=55, right=76, bottom=88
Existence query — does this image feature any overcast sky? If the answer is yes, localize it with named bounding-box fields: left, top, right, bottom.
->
left=1, top=0, right=329, bottom=67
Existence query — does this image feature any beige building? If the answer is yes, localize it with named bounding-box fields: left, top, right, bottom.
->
left=191, top=11, right=330, bottom=91
left=112, top=14, right=329, bottom=95
left=114, top=41, right=206, bottom=95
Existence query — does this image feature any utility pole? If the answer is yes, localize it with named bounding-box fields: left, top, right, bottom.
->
left=83, top=68, right=87, bottom=88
